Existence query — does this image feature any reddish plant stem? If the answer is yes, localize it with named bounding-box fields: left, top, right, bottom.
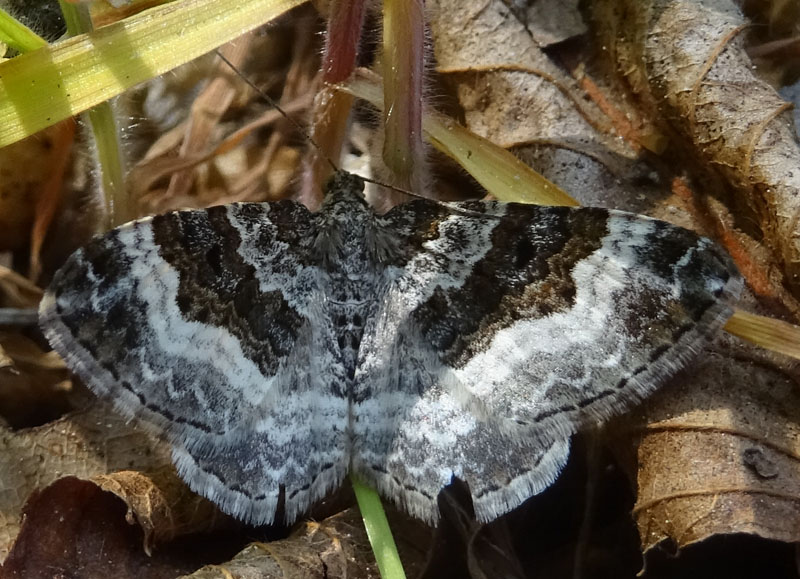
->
left=382, top=0, right=425, bottom=190
left=322, top=0, right=368, bottom=84
left=304, top=0, right=368, bottom=204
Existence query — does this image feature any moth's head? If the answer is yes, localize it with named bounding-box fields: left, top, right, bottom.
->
left=325, top=171, right=365, bottom=197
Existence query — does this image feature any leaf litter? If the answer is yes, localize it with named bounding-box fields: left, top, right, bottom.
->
left=2, top=0, right=800, bottom=577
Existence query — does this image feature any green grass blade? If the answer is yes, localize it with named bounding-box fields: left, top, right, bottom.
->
left=58, top=0, right=94, bottom=36
left=0, top=7, right=47, bottom=53
left=352, top=476, right=407, bottom=579
left=57, top=1, right=130, bottom=225
left=0, top=0, right=305, bottom=147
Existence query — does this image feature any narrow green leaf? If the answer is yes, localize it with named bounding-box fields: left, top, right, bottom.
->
left=58, top=0, right=94, bottom=36
left=56, top=1, right=131, bottom=224
left=344, top=72, right=578, bottom=206
left=0, top=0, right=306, bottom=147
left=352, top=476, right=407, bottom=579
left=0, top=7, right=47, bottom=53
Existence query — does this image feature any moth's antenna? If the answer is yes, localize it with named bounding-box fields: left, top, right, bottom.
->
left=215, top=50, right=430, bottom=203
left=215, top=50, right=338, bottom=175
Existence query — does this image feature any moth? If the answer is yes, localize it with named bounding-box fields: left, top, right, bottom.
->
left=40, top=171, right=741, bottom=525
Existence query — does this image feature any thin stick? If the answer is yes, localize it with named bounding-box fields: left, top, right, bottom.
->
left=215, top=50, right=339, bottom=175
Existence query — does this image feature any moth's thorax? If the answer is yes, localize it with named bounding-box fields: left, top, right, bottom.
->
left=316, top=189, right=381, bottom=282
left=317, top=187, right=381, bottom=381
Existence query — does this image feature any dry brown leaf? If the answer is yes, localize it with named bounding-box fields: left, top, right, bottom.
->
left=427, top=0, right=670, bottom=213
left=0, top=404, right=173, bottom=559
left=93, top=468, right=234, bottom=556
left=429, top=0, right=612, bottom=148
left=181, top=507, right=429, bottom=579
left=0, top=406, right=242, bottom=575
left=593, top=0, right=800, bottom=297
left=2, top=477, right=192, bottom=579
left=128, top=13, right=318, bottom=216
left=611, top=328, right=800, bottom=553
left=163, top=36, right=256, bottom=202
left=1, top=471, right=243, bottom=578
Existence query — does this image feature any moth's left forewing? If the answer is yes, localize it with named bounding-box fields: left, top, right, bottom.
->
left=40, top=201, right=351, bottom=526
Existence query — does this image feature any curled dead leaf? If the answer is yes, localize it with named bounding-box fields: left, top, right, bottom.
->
left=612, top=331, right=800, bottom=553
left=3, top=476, right=175, bottom=579
left=93, top=468, right=233, bottom=556
left=0, top=404, right=172, bottom=559
left=594, top=0, right=800, bottom=297
left=2, top=475, right=242, bottom=579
